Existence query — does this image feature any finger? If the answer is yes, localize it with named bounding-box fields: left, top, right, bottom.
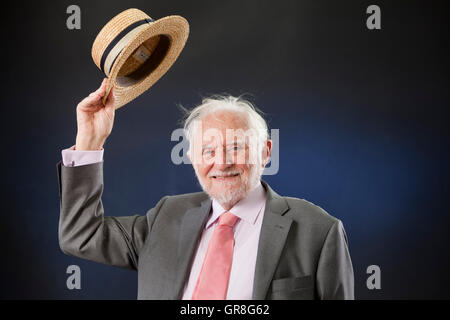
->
left=80, top=89, right=103, bottom=109
left=100, top=78, right=114, bottom=104
left=91, top=81, right=108, bottom=99
left=98, top=78, right=107, bottom=95
left=78, top=79, right=110, bottom=109
left=105, top=86, right=116, bottom=112
left=87, top=90, right=103, bottom=102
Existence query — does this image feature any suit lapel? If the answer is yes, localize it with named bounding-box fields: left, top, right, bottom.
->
left=172, top=197, right=211, bottom=299
left=252, top=181, right=292, bottom=299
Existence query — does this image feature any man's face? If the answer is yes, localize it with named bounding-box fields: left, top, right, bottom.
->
left=189, top=110, right=268, bottom=208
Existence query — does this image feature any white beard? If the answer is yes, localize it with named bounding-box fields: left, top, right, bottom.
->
left=194, top=164, right=262, bottom=209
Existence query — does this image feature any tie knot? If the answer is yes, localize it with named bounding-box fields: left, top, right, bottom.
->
left=218, top=211, right=239, bottom=227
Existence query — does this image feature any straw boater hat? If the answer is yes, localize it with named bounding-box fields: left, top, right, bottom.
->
left=91, top=8, right=189, bottom=109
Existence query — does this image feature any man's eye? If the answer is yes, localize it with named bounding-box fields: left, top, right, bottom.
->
left=203, top=150, right=213, bottom=156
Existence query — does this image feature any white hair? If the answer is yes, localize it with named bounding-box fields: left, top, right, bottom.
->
left=182, top=94, right=269, bottom=154
left=180, top=95, right=269, bottom=208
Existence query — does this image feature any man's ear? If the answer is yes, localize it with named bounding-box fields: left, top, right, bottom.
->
left=262, top=139, right=272, bottom=167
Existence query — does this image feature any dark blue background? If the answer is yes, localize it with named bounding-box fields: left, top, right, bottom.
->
left=1, top=0, right=449, bottom=299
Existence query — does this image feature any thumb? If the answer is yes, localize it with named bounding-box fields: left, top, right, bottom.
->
left=104, top=86, right=116, bottom=113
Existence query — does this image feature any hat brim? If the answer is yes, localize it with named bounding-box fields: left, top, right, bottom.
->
left=102, top=15, right=189, bottom=109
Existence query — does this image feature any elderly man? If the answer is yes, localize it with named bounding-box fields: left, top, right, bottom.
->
left=57, top=79, right=354, bottom=300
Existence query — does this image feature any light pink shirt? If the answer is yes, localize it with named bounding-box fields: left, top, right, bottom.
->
left=182, top=182, right=266, bottom=300
left=61, top=147, right=267, bottom=300
left=61, top=146, right=104, bottom=167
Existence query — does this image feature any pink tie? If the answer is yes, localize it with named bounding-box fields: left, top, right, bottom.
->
left=191, top=211, right=239, bottom=300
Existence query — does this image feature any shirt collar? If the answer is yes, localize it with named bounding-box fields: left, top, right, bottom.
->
left=206, top=181, right=266, bottom=229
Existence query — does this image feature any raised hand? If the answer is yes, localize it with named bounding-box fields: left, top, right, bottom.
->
left=75, top=78, right=115, bottom=150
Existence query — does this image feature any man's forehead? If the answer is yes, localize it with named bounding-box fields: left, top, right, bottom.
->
left=200, top=128, right=250, bottom=141
left=190, top=111, right=255, bottom=147
left=202, top=138, right=246, bottom=147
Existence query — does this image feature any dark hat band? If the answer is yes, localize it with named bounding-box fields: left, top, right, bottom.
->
left=100, top=18, right=154, bottom=76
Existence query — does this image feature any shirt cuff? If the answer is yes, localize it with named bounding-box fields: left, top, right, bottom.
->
left=61, top=145, right=104, bottom=167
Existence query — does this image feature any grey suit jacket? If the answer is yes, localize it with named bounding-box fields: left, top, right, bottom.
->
left=57, top=161, right=354, bottom=300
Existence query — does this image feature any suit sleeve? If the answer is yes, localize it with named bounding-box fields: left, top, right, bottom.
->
left=56, top=161, right=167, bottom=270
left=316, top=219, right=355, bottom=300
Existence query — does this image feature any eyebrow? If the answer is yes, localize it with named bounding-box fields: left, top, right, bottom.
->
left=226, top=140, right=246, bottom=146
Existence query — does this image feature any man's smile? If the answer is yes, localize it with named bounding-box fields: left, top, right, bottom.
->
left=210, top=172, right=241, bottom=180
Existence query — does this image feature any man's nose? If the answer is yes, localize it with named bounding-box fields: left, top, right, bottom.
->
left=214, top=149, right=234, bottom=169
